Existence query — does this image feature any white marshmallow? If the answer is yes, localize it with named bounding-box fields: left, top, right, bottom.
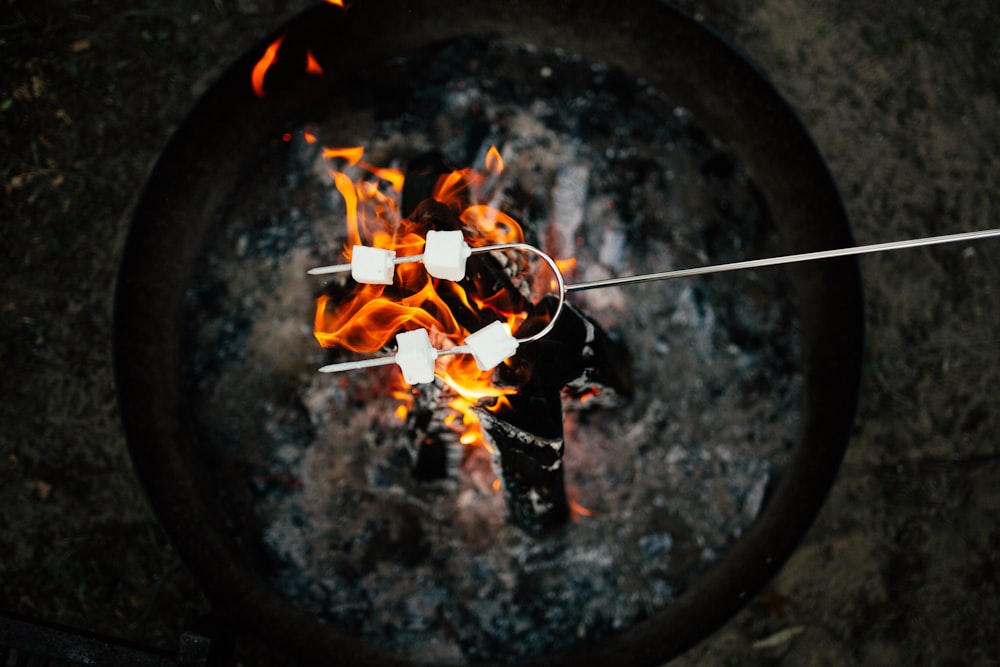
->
left=423, top=230, right=472, bottom=281
left=351, top=245, right=396, bottom=285
left=464, top=321, right=519, bottom=371
left=395, top=328, right=438, bottom=385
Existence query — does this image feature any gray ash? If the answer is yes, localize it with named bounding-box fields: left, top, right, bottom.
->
left=181, top=39, right=800, bottom=663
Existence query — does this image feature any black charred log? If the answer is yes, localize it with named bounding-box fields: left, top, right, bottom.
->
left=498, top=295, right=633, bottom=403
left=401, top=159, right=632, bottom=532
left=475, top=388, right=568, bottom=535
left=403, top=380, right=463, bottom=481
left=476, top=296, right=632, bottom=535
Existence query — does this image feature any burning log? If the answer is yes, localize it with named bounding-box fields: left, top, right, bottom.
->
left=477, top=296, right=633, bottom=534
left=401, top=380, right=463, bottom=481
left=311, top=142, right=636, bottom=534
left=475, top=388, right=568, bottom=535
left=499, top=295, right=634, bottom=405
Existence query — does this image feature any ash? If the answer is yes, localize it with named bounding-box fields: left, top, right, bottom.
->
left=182, top=40, right=800, bottom=663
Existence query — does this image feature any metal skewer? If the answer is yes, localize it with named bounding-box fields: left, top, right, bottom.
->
left=313, top=242, right=566, bottom=375
left=311, top=228, right=999, bottom=376
left=307, top=254, right=423, bottom=276
left=318, top=345, right=471, bottom=374
left=564, top=228, right=1000, bottom=292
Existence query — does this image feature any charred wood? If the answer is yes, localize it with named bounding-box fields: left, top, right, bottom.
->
left=476, top=296, right=632, bottom=534
left=403, top=380, right=462, bottom=481
left=474, top=387, right=569, bottom=536
left=498, top=295, right=633, bottom=404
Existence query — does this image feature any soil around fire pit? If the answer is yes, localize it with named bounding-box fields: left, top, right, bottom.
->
left=180, top=38, right=800, bottom=663
left=3, top=1, right=1000, bottom=666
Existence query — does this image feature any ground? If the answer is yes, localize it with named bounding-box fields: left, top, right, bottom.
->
left=2, top=1, right=998, bottom=665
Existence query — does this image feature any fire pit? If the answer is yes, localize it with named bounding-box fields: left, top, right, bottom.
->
left=114, top=2, right=863, bottom=665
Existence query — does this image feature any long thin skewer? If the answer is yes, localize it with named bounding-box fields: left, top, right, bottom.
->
left=308, top=254, right=423, bottom=276
left=311, top=228, right=999, bottom=375
left=318, top=345, right=470, bottom=374
left=313, top=242, right=565, bottom=375
left=565, top=229, right=1000, bottom=292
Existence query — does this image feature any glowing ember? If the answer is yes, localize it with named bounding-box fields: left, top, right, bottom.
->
left=568, top=497, right=596, bottom=522
left=313, top=145, right=542, bottom=452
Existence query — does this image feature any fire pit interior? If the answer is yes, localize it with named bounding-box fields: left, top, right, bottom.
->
left=115, top=2, right=863, bottom=666
left=182, top=37, right=800, bottom=663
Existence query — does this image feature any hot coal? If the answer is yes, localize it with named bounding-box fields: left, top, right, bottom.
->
left=180, top=38, right=801, bottom=663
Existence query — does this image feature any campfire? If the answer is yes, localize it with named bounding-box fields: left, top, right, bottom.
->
left=303, top=142, right=633, bottom=534
left=118, top=2, right=951, bottom=665
left=173, top=33, right=809, bottom=662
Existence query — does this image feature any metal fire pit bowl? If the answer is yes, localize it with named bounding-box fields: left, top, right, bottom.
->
left=114, top=1, right=863, bottom=665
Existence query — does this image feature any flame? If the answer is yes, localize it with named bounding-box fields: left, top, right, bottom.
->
left=325, top=0, right=346, bottom=6
left=322, top=145, right=364, bottom=166
left=551, top=257, right=577, bottom=291
left=392, top=384, right=414, bottom=421
left=569, top=498, right=595, bottom=521
left=555, top=257, right=577, bottom=275
left=485, top=145, right=503, bottom=174
left=305, top=51, right=324, bottom=75
left=314, top=145, right=534, bottom=453
left=251, top=33, right=284, bottom=98
left=360, top=163, right=405, bottom=192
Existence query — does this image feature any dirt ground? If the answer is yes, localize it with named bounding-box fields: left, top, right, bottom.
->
left=2, top=1, right=998, bottom=665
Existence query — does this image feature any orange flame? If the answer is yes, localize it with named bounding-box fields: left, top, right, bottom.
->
left=360, top=163, right=405, bottom=192
left=391, top=384, right=415, bottom=421
left=251, top=34, right=284, bottom=98
left=555, top=257, right=577, bottom=274
left=485, top=145, right=504, bottom=174
left=569, top=498, right=595, bottom=521
left=305, top=51, right=324, bottom=75
left=322, top=145, right=364, bottom=166
left=314, top=145, right=533, bottom=453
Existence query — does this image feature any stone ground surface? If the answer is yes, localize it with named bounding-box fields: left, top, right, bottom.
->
left=2, top=1, right=998, bottom=665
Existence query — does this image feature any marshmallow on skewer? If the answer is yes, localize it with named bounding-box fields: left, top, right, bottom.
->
left=395, top=328, right=438, bottom=385
left=351, top=245, right=396, bottom=285
left=464, top=321, right=519, bottom=371
left=423, top=230, right=472, bottom=281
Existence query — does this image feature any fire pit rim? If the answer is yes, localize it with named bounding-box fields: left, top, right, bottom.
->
left=113, top=2, right=864, bottom=665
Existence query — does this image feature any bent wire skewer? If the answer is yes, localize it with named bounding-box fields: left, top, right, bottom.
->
left=307, top=228, right=1000, bottom=378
